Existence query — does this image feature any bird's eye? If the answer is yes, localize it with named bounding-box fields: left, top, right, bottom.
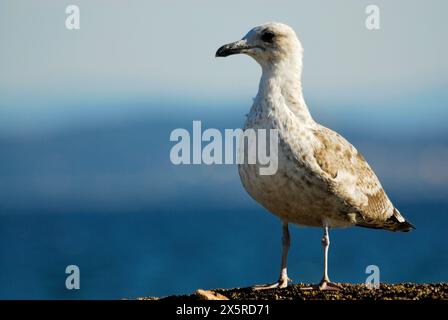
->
left=261, top=31, right=275, bottom=43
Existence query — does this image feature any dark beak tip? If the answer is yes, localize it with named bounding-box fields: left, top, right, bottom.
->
left=215, top=41, right=245, bottom=58
left=215, top=46, right=228, bottom=58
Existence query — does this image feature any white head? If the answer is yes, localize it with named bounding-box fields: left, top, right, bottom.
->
left=216, top=22, right=303, bottom=72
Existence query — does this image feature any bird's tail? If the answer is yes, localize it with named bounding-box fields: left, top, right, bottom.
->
left=356, top=208, right=415, bottom=232
left=384, top=208, right=416, bottom=232
left=392, top=219, right=415, bottom=232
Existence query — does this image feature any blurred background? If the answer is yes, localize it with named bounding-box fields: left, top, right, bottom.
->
left=0, top=0, right=447, bottom=299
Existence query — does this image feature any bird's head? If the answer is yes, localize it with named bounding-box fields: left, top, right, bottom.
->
left=215, top=22, right=303, bottom=69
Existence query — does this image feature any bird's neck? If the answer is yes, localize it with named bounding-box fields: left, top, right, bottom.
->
left=254, top=59, right=314, bottom=124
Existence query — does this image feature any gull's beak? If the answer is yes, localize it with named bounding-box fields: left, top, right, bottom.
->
left=215, top=40, right=250, bottom=57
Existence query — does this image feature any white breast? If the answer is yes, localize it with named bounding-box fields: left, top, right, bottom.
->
left=238, top=90, right=353, bottom=228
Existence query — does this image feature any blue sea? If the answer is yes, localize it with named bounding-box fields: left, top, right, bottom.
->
left=0, top=100, right=447, bottom=299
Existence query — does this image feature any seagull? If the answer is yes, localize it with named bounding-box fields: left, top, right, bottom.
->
left=215, top=22, right=415, bottom=290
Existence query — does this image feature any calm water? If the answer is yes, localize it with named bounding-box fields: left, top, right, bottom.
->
left=0, top=103, right=447, bottom=299
left=0, top=201, right=447, bottom=299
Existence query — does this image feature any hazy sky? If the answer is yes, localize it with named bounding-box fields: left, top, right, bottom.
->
left=1, top=0, right=447, bottom=100
left=0, top=0, right=447, bottom=136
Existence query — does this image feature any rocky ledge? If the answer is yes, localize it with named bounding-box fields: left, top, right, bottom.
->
left=139, top=283, right=448, bottom=300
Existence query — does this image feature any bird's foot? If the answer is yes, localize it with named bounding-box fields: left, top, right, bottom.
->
left=301, top=279, right=341, bottom=291
left=252, top=277, right=292, bottom=291
left=318, top=280, right=341, bottom=290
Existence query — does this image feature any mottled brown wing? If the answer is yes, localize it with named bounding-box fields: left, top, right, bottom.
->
left=312, top=125, right=395, bottom=224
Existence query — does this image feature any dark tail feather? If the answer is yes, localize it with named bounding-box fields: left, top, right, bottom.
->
left=391, top=208, right=415, bottom=232
left=355, top=208, right=416, bottom=232
left=394, top=219, right=416, bottom=232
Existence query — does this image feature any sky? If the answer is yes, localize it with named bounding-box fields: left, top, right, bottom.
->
left=0, top=0, right=447, bottom=120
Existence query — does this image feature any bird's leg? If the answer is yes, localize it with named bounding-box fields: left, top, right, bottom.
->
left=302, top=226, right=341, bottom=291
left=252, top=221, right=292, bottom=290
left=318, top=226, right=340, bottom=290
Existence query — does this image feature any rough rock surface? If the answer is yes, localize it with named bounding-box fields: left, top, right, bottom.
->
left=139, top=283, right=448, bottom=300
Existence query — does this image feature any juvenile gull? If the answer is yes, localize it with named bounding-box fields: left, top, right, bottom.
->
left=216, top=22, right=414, bottom=290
